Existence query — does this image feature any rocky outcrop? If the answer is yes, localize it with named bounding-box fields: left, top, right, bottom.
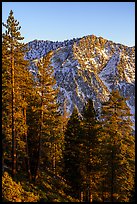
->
left=25, top=34, right=135, bottom=127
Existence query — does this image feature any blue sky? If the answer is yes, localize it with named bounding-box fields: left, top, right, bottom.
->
left=2, top=2, right=135, bottom=46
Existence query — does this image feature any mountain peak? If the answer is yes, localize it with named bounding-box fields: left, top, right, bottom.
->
left=25, top=34, right=135, bottom=128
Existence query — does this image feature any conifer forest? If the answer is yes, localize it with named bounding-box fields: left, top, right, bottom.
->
left=2, top=10, right=135, bottom=202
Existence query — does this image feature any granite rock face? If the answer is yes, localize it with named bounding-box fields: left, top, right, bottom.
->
left=25, top=35, right=135, bottom=127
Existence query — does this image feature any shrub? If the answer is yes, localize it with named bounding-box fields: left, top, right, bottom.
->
left=2, top=172, right=39, bottom=202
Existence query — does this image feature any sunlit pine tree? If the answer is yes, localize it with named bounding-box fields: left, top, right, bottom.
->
left=80, top=99, right=101, bottom=202
left=2, top=10, right=33, bottom=177
left=29, top=51, right=62, bottom=181
left=98, top=90, right=135, bottom=202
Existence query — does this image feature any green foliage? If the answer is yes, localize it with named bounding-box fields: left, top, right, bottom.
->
left=26, top=51, right=63, bottom=180
left=2, top=10, right=135, bottom=203
left=2, top=172, right=39, bottom=202
left=2, top=10, right=34, bottom=175
left=98, top=90, right=135, bottom=202
left=36, top=170, right=79, bottom=202
left=2, top=170, right=79, bottom=202
left=79, top=99, right=101, bottom=202
left=63, top=107, right=83, bottom=199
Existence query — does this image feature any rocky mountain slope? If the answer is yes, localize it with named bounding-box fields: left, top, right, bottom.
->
left=24, top=35, right=135, bottom=128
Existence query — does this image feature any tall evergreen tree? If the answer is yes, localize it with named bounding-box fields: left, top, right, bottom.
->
left=28, top=51, right=62, bottom=181
left=63, top=107, right=82, bottom=199
left=98, top=90, right=135, bottom=202
left=80, top=99, right=100, bottom=202
left=2, top=10, right=33, bottom=177
left=26, top=90, right=41, bottom=180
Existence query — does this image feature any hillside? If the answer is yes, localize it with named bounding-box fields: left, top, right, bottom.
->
left=2, top=170, right=79, bottom=202
left=2, top=9, right=135, bottom=203
left=25, top=34, right=135, bottom=128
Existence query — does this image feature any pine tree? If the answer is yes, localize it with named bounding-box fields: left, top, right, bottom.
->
left=80, top=99, right=100, bottom=202
left=28, top=51, right=62, bottom=181
left=63, top=107, right=83, bottom=199
left=2, top=10, right=33, bottom=177
left=2, top=36, right=12, bottom=173
left=26, top=90, right=41, bottom=180
left=98, top=90, right=135, bottom=202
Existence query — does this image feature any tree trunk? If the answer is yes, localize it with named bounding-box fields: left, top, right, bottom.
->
left=33, top=110, right=42, bottom=182
left=23, top=106, right=32, bottom=180
left=80, top=191, right=83, bottom=202
left=89, top=179, right=92, bottom=202
left=11, top=44, right=16, bottom=177
left=33, top=133, right=41, bottom=182
left=89, top=190, right=92, bottom=202
left=33, top=76, right=44, bottom=182
left=111, top=149, right=114, bottom=202
left=53, top=143, right=56, bottom=176
left=101, top=179, right=105, bottom=202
